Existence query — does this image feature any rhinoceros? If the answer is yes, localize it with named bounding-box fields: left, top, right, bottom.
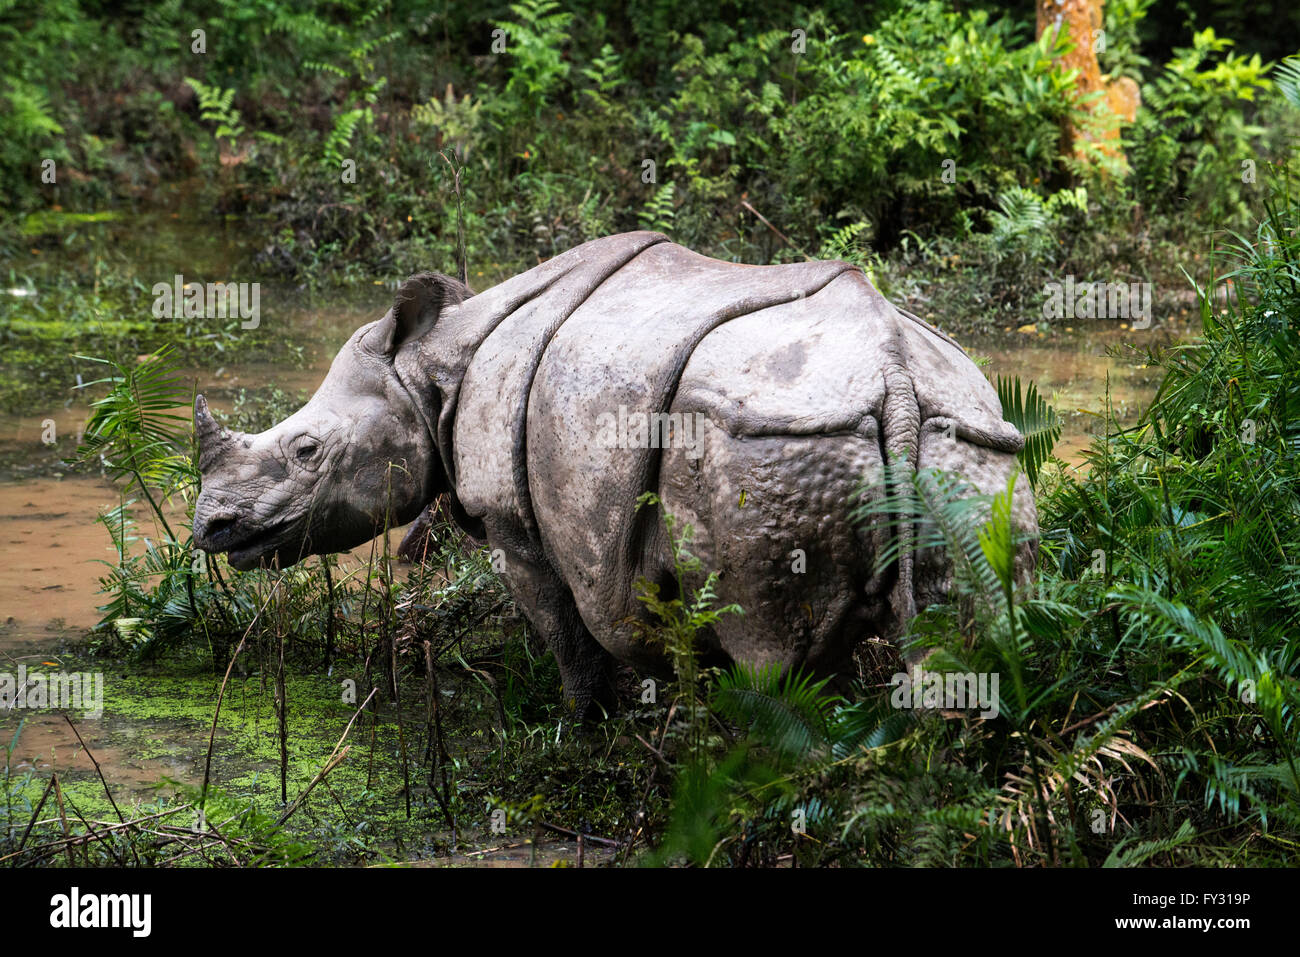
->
left=193, top=231, right=1037, bottom=716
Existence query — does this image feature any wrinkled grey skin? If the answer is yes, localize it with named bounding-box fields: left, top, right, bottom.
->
left=194, top=232, right=1038, bottom=717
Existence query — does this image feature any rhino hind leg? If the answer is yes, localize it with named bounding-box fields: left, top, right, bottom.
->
left=911, top=420, right=1040, bottom=617
left=659, top=425, right=895, bottom=676
left=492, top=542, right=617, bottom=720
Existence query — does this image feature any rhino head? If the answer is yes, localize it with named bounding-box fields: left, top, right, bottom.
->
left=192, top=273, right=470, bottom=570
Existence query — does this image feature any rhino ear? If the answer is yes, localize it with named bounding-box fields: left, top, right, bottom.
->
left=367, top=272, right=471, bottom=356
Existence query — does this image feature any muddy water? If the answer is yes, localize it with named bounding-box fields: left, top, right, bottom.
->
left=0, top=284, right=396, bottom=798
left=4, top=711, right=204, bottom=795
left=0, top=477, right=125, bottom=639
left=961, top=318, right=1187, bottom=464
left=0, top=289, right=388, bottom=619
left=0, top=473, right=206, bottom=798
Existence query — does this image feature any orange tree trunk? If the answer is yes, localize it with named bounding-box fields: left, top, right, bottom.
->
left=1036, top=0, right=1139, bottom=169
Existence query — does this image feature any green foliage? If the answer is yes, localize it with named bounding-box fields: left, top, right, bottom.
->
left=0, top=0, right=87, bottom=205
left=713, top=664, right=840, bottom=763
left=302, top=4, right=397, bottom=170
left=183, top=78, right=244, bottom=152
left=321, top=108, right=367, bottom=168
left=654, top=660, right=921, bottom=866
left=764, top=3, right=1079, bottom=247
left=985, top=186, right=1089, bottom=262
left=1275, top=55, right=1300, bottom=109
left=0, top=0, right=1293, bottom=296
left=493, top=0, right=574, bottom=115
left=997, top=375, right=1063, bottom=487
left=1100, top=0, right=1155, bottom=82
left=78, top=348, right=193, bottom=497
left=816, top=220, right=875, bottom=270
left=637, top=183, right=676, bottom=235
left=579, top=42, right=624, bottom=110
left=3, top=81, right=63, bottom=140
left=1036, top=175, right=1300, bottom=849
left=1128, top=28, right=1276, bottom=227
left=633, top=492, right=741, bottom=755
left=1103, top=819, right=1197, bottom=867
left=412, top=89, right=485, bottom=159
left=75, top=349, right=203, bottom=653
left=3, top=769, right=316, bottom=866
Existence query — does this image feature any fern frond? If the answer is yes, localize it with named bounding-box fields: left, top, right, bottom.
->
left=997, top=375, right=1061, bottom=486
left=1274, top=55, right=1300, bottom=109
left=1103, top=819, right=1197, bottom=866
left=713, top=663, right=840, bottom=760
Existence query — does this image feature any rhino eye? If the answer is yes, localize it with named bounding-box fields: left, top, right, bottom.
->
left=296, top=442, right=319, bottom=461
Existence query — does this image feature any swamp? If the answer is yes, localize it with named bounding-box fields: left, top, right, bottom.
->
left=1, top=0, right=1299, bottom=871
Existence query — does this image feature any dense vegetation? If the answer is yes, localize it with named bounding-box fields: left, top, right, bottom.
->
left=2, top=1, right=1299, bottom=866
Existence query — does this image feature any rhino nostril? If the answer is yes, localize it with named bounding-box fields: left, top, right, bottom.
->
left=201, top=515, right=238, bottom=543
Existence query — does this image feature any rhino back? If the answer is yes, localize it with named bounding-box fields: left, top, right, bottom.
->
left=674, top=272, right=1018, bottom=448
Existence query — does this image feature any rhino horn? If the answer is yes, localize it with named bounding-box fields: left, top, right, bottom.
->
left=195, top=394, right=234, bottom=472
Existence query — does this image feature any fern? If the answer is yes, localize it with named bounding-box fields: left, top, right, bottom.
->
left=990, top=187, right=1047, bottom=240
left=494, top=0, right=574, bottom=107
left=183, top=77, right=243, bottom=149
left=1103, top=819, right=1197, bottom=867
left=638, top=183, right=676, bottom=235
left=996, top=375, right=1062, bottom=487
left=303, top=60, right=349, bottom=78
left=871, top=45, right=922, bottom=88
left=580, top=43, right=624, bottom=109
left=986, top=187, right=1088, bottom=260
left=979, top=471, right=1019, bottom=593
left=713, top=663, right=840, bottom=761
left=322, top=108, right=367, bottom=168
left=1276, top=55, right=1300, bottom=109
left=817, top=220, right=872, bottom=267
left=855, top=464, right=1003, bottom=612
left=412, top=89, right=484, bottom=158
left=3, top=81, right=63, bottom=140
left=77, top=347, right=193, bottom=495
left=1044, top=186, right=1089, bottom=216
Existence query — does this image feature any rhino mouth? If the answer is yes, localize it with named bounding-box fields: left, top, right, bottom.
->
left=216, top=520, right=298, bottom=571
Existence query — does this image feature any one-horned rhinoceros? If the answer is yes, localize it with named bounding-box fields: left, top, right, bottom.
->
left=193, top=231, right=1037, bottom=716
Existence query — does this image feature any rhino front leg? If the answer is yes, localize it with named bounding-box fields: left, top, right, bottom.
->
left=494, top=545, right=617, bottom=720
left=396, top=501, right=437, bottom=562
